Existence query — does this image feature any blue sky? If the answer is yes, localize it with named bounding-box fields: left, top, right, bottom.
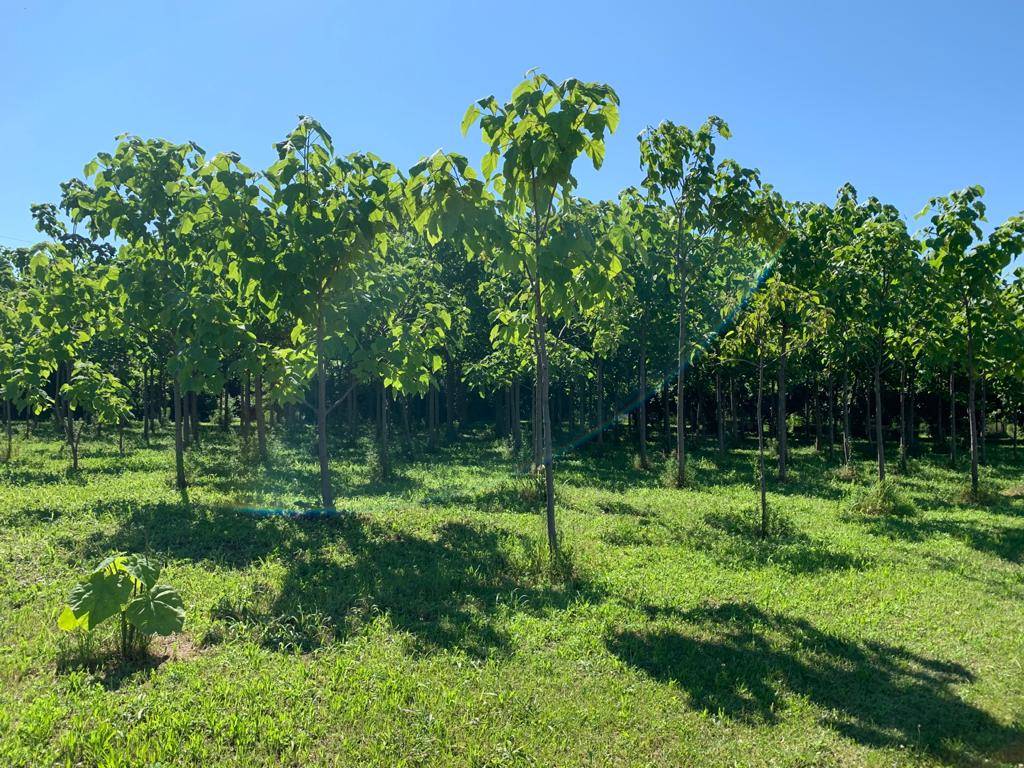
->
left=2, top=0, right=1022, bottom=268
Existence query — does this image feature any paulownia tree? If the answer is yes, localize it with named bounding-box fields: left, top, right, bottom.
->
left=462, top=71, right=621, bottom=554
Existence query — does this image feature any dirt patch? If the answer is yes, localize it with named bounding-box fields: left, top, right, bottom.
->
left=150, top=633, right=203, bottom=662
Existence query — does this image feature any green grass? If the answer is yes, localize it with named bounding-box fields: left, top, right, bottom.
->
left=1, top=423, right=1023, bottom=767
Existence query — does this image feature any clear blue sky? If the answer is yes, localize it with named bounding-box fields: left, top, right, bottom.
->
left=2, top=0, right=1022, bottom=268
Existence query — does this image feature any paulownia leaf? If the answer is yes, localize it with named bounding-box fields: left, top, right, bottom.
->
left=125, top=584, right=185, bottom=636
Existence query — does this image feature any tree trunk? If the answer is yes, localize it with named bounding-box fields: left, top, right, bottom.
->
left=3, top=399, right=11, bottom=462
left=874, top=357, right=885, bottom=481
left=949, top=369, right=957, bottom=466
left=401, top=395, right=412, bottom=457
left=756, top=359, right=768, bottom=539
left=532, top=276, right=557, bottom=555
left=966, top=308, right=979, bottom=495
left=638, top=326, right=650, bottom=469
left=511, top=377, right=522, bottom=455
left=827, top=374, right=835, bottom=461
left=716, top=368, right=725, bottom=457
left=172, top=377, right=187, bottom=490
left=729, top=376, right=737, bottom=443
left=776, top=322, right=788, bottom=481
left=595, top=357, right=604, bottom=446
left=428, top=384, right=438, bottom=451
left=255, top=374, right=267, bottom=462
left=813, top=378, right=822, bottom=453
left=378, top=382, right=390, bottom=480
left=979, top=376, right=987, bottom=466
left=842, top=369, right=852, bottom=465
left=315, top=312, right=334, bottom=510
left=118, top=414, right=125, bottom=457
left=898, top=364, right=908, bottom=472
left=142, top=367, right=151, bottom=445
left=676, top=263, right=688, bottom=487
left=190, top=391, right=200, bottom=448
left=661, top=380, right=670, bottom=456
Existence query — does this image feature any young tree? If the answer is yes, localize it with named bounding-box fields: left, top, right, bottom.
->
left=638, top=117, right=764, bottom=486
left=462, top=72, right=620, bottom=554
left=263, top=118, right=400, bottom=509
left=920, top=187, right=1024, bottom=494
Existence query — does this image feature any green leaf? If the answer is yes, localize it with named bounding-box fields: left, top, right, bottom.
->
left=61, top=570, right=133, bottom=632
left=125, top=584, right=185, bottom=636
left=460, top=105, right=481, bottom=136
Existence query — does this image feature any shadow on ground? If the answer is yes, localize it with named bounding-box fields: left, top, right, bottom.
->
left=607, top=601, right=1021, bottom=763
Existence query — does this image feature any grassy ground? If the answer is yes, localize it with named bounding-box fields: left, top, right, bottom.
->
left=1, top=422, right=1023, bottom=767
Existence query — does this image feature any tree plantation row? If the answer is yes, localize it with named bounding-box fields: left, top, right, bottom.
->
left=2, top=71, right=1023, bottom=553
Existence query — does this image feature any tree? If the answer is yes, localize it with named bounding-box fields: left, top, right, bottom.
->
left=920, top=187, right=1024, bottom=494
left=263, top=117, right=400, bottom=509
left=639, top=117, right=764, bottom=486
left=461, top=72, right=620, bottom=553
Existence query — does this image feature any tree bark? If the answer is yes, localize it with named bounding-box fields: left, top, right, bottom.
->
left=776, top=322, right=788, bottom=481
left=756, top=359, right=768, bottom=539
left=638, top=325, right=650, bottom=469
left=172, top=377, right=187, bottom=490
left=842, top=369, right=852, bottom=465
left=874, top=356, right=885, bottom=481
left=676, top=258, right=688, bottom=487
left=966, top=306, right=979, bottom=495
left=898, top=364, right=908, bottom=472
left=533, top=274, right=557, bottom=555
left=511, top=377, right=522, bottom=455
left=595, top=357, right=604, bottom=446
left=315, top=311, right=334, bottom=510
left=716, top=368, right=725, bottom=457
left=255, top=373, right=267, bottom=462
left=949, top=369, right=957, bottom=467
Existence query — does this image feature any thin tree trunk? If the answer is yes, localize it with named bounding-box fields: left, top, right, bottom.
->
left=813, top=378, right=822, bottom=453
left=595, top=357, right=604, bottom=446
left=729, top=376, right=737, bottom=443
left=511, top=377, right=522, bottom=455
left=949, top=369, right=957, bottom=466
left=966, top=307, right=979, bottom=495
left=676, top=262, right=688, bottom=487
left=315, top=311, right=334, bottom=510
left=3, top=399, right=11, bottom=462
left=979, top=376, right=987, bottom=466
left=756, top=359, right=768, bottom=539
left=776, top=322, right=788, bottom=481
left=716, top=368, right=725, bottom=457
left=255, top=374, right=267, bottom=462
left=532, top=274, right=557, bottom=555
left=190, top=391, right=200, bottom=448
left=172, top=377, right=186, bottom=490
left=899, top=364, right=908, bottom=472
left=661, top=380, right=670, bottom=456
left=827, top=374, right=835, bottom=461
left=874, top=356, right=885, bottom=481
left=378, top=382, right=390, bottom=480
left=842, top=369, right=852, bottom=465
left=142, top=367, right=151, bottom=445
left=638, top=325, right=650, bottom=469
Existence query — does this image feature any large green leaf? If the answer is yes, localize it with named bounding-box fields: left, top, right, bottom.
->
left=125, top=584, right=185, bottom=636
left=60, top=569, right=133, bottom=631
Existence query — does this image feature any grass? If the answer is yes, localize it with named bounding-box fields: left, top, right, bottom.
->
left=1, top=423, right=1023, bottom=767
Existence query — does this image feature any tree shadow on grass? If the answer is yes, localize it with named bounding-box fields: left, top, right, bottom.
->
left=607, top=602, right=1021, bottom=763
left=252, top=517, right=601, bottom=657
left=81, top=501, right=293, bottom=569
left=679, top=510, right=872, bottom=574
left=860, top=514, right=1024, bottom=564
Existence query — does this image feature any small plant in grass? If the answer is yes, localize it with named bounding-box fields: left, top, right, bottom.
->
left=832, top=462, right=860, bottom=482
left=58, top=553, right=185, bottom=660
left=659, top=453, right=702, bottom=489
left=956, top=477, right=1001, bottom=505
left=849, top=478, right=913, bottom=517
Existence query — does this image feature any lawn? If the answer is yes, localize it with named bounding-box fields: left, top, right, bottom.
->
left=1, top=425, right=1023, bottom=767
